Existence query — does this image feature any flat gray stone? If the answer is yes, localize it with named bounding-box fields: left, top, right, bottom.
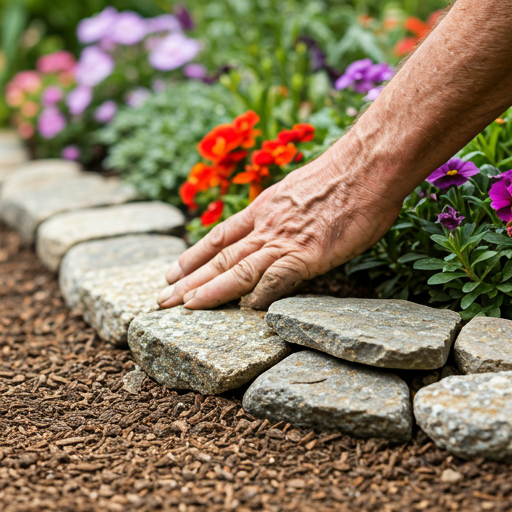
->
left=79, top=258, right=175, bottom=345
left=414, top=372, right=512, bottom=461
left=122, top=368, right=147, bottom=394
left=454, top=317, right=512, bottom=374
left=2, top=173, right=136, bottom=242
left=37, top=201, right=184, bottom=271
left=59, top=234, right=186, bottom=309
left=243, top=350, right=412, bottom=442
left=0, top=146, right=29, bottom=181
left=266, top=297, right=461, bottom=370
left=128, top=306, right=291, bottom=395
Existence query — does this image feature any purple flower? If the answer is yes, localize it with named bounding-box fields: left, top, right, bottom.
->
left=174, top=5, right=195, bottom=31
left=335, top=59, right=394, bottom=94
left=426, top=158, right=480, bottom=188
left=66, top=86, right=92, bottom=116
left=110, top=11, right=148, bottom=45
left=146, top=15, right=182, bottom=34
left=38, top=107, right=66, bottom=139
left=363, top=86, right=383, bottom=102
left=62, top=145, right=81, bottom=161
left=95, top=100, right=117, bottom=123
left=183, top=63, right=208, bottom=79
left=76, top=46, right=114, bottom=87
left=77, top=7, right=118, bottom=44
left=437, top=206, right=465, bottom=230
left=149, top=33, right=200, bottom=71
left=126, top=88, right=150, bottom=108
left=490, top=171, right=512, bottom=222
left=42, top=86, right=63, bottom=106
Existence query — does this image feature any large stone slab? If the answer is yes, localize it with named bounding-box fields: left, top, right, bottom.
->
left=266, top=297, right=461, bottom=370
left=60, top=234, right=186, bottom=309
left=128, top=306, right=291, bottom=395
left=243, top=350, right=412, bottom=442
left=414, top=372, right=512, bottom=461
left=79, top=259, right=175, bottom=345
left=0, top=130, right=23, bottom=148
left=2, top=172, right=136, bottom=242
left=37, top=202, right=184, bottom=271
left=0, top=146, right=29, bottom=183
left=454, top=316, right=512, bottom=374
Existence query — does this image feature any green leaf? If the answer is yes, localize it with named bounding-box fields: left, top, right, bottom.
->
left=430, top=235, right=452, bottom=250
left=413, top=258, right=446, bottom=270
left=484, top=232, right=512, bottom=247
left=472, top=250, right=498, bottom=265
left=461, top=223, right=476, bottom=242
left=461, top=283, right=494, bottom=310
left=443, top=262, right=463, bottom=272
left=459, top=302, right=483, bottom=321
left=397, top=253, right=426, bottom=264
left=346, top=260, right=386, bottom=274
left=429, top=290, right=452, bottom=302
left=427, top=271, right=467, bottom=285
left=497, top=283, right=512, bottom=293
left=487, top=306, right=501, bottom=318
left=462, top=281, right=480, bottom=293
left=502, top=260, right=512, bottom=281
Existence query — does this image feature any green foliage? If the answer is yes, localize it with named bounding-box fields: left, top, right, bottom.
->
left=97, top=82, right=234, bottom=206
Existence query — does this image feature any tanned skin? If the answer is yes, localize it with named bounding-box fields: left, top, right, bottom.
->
left=158, top=0, right=512, bottom=311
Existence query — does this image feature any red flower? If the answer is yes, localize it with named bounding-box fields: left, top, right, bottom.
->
left=395, top=11, right=442, bottom=56
left=218, top=150, right=249, bottom=168
left=232, top=164, right=270, bottom=185
left=201, top=200, right=224, bottom=226
left=233, top=111, right=261, bottom=149
left=249, top=183, right=263, bottom=203
left=261, top=140, right=298, bottom=166
left=198, top=124, right=244, bottom=163
left=252, top=149, right=274, bottom=166
left=180, top=181, right=199, bottom=208
left=277, top=124, right=315, bottom=144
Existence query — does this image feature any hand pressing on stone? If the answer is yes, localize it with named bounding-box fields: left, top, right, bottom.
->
left=159, top=0, right=512, bottom=310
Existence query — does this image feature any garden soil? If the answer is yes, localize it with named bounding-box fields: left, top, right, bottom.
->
left=1, top=221, right=512, bottom=512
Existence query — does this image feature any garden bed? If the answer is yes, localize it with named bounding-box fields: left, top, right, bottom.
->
left=1, top=221, right=512, bottom=512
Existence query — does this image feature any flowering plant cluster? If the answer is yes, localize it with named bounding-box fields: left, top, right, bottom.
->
left=5, top=6, right=200, bottom=162
left=348, top=111, right=512, bottom=321
left=180, top=111, right=314, bottom=238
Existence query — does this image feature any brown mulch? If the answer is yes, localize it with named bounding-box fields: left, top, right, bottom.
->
left=1, top=222, right=512, bottom=512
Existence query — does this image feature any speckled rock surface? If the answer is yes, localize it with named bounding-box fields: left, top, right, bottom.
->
left=59, top=234, right=187, bottom=309
left=128, top=306, right=291, bottom=395
left=454, top=317, right=512, bottom=374
left=2, top=173, right=135, bottom=242
left=37, top=202, right=185, bottom=271
left=414, top=372, right=512, bottom=460
left=266, top=297, right=461, bottom=370
left=79, top=258, right=174, bottom=346
left=243, top=350, right=412, bottom=442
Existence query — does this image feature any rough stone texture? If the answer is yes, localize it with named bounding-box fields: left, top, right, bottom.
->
left=2, top=173, right=136, bottom=242
left=59, top=234, right=187, bottom=309
left=414, top=372, right=512, bottom=461
left=37, top=202, right=184, bottom=272
left=454, top=316, right=512, bottom=374
left=266, top=296, right=462, bottom=370
left=243, top=350, right=412, bottom=442
left=122, top=369, right=147, bottom=394
left=128, top=306, right=291, bottom=395
left=79, top=259, right=175, bottom=346
left=0, top=159, right=81, bottom=204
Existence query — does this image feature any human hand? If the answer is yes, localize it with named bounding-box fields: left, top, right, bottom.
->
left=157, top=140, right=404, bottom=310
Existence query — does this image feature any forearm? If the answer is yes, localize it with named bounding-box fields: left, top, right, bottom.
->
left=331, top=0, right=512, bottom=203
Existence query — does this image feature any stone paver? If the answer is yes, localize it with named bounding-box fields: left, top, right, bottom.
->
left=0, top=139, right=29, bottom=184
left=414, top=372, right=512, bottom=461
left=2, top=173, right=136, bottom=242
left=243, top=350, right=412, bottom=442
left=79, top=259, right=174, bottom=345
left=266, top=297, right=461, bottom=370
left=37, top=202, right=184, bottom=271
left=60, top=234, right=186, bottom=309
left=454, top=316, right=512, bottom=374
left=128, top=306, right=291, bottom=395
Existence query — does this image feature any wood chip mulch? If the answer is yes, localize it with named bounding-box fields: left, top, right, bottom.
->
left=1, top=221, right=512, bottom=512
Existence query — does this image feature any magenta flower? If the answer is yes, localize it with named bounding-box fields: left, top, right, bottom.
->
left=149, top=33, right=200, bottom=71
left=38, top=107, right=66, bottom=139
left=62, top=145, right=81, bottom=161
left=335, top=59, right=394, bottom=94
left=426, top=158, right=480, bottom=189
left=126, top=88, right=150, bottom=108
left=42, top=86, right=63, bottom=106
left=95, top=101, right=117, bottom=123
left=490, top=172, right=512, bottom=222
left=37, top=51, right=76, bottom=74
left=66, top=86, right=92, bottom=116
left=110, top=12, right=148, bottom=45
left=77, top=7, right=118, bottom=44
left=363, top=86, right=383, bottom=102
left=76, top=46, right=114, bottom=87
left=437, top=206, right=465, bottom=230
left=146, top=15, right=181, bottom=34
left=174, top=5, right=195, bottom=31
left=183, top=63, right=208, bottom=79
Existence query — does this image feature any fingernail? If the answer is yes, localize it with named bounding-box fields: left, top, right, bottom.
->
left=183, top=289, right=197, bottom=304
left=166, top=262, right=182, bottom=284
left=158, top=285, right=175, bottom=305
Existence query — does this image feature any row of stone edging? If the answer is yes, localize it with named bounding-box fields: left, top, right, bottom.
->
left=1, top=134, right=512, bottom=462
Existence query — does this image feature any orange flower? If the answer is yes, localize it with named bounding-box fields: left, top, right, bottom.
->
left=233, top=111, right=261, bottom=148
left=277, top=124, right=315, bottom=144
left=232, top=164, right=270, bottom=185
left=249, top=183, right=263, bottom=202
left=261, top=140, right=298, bottom=166
left=198, top=124, right=244, bottom=163
left=395, top=11, right=442, bottom=56
left=218, top=150, right=249, bottom=169
left=201, top=200, right=224, bottom=226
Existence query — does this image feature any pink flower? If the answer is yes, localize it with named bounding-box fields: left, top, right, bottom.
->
left=38, top=107, right=67, bottom=138
left=426, top=158, right=480, bottom=189
left=183, top=63, right=207, bottom=79
left=5, top=85, right=24, bottom=107
left=36, top=51, right=76, bottom=74
left=66, top=86, right=92, bottom=116
left=21, top=101, right=39, bottom=117
left=42, top=86, right=64, bottom=106
left=77, top=7, right=118, bottom=44
left=76, top=46, right=114, bottom=87
left=126, top=88, right=150, bottom=108
left=146, top=15, right=181, bottom=34
left=490, top=171, right=512, bottom=222
left=12, top=71, right=42, bottom=93
left=149, top=33, right=200, bottom=71
left=110, top=12, right=148, bottom=45
left=95, top=100, right=117, bottom=123
left=62, top=145, right=81, bottom=161
left=18, top=122, right=35, bottom=140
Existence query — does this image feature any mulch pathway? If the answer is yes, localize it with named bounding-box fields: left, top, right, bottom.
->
left=1, top=221, right=512, bottom=512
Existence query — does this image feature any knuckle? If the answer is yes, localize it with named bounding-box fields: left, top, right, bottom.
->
left=208, top=223, right=226, bottom=248
left=233, top=259, right=258, bottom=286
left=211, top=249, right=231, bottom=273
